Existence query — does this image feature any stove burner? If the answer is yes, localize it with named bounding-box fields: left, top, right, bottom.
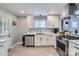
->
left=63, top=35, right=79, bottom=40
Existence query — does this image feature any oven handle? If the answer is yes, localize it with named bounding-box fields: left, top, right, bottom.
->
left=57, top=40, right=67, bottom=44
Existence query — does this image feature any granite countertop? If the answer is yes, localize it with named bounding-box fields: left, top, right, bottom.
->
left=25, top=32, right=54, bottom=35
left=69, top=40, right=79, bottom=46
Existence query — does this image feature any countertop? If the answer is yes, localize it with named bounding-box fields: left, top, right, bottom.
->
left=24, top=33, right=56, bottom=35
left=69, top=40, right=79, bottom=46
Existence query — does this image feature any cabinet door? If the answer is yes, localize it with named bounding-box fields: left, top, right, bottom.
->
left=41, top=35, right=47, bottom=46
left=47, top=35, right=53, bottom=46
left=27, top=15, right=33, bottom=28
left=46, top=36, right=51, bottom=45
left=52, top=35, right=56, bottom=48
left=49, top=35, right=53, bottom=45
left=47, top=15, right=59, bottom=28
left=35, top=35, right=41, bottom=46
left=69, top=42, right=74, bottom=56
left=69, top=42, right=77, bottom=56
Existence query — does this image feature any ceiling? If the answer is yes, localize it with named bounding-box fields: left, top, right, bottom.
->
left=0, top=3, right=67, bottom=16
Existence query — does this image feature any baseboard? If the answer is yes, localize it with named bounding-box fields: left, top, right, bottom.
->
left=17, top=42, right=22, bottom=45
left=11, top=42, right=22, bottom=48
left=35, top=45, right=54, bottom=47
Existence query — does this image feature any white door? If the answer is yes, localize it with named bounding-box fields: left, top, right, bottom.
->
left=0, top=17, right=12, bottom=49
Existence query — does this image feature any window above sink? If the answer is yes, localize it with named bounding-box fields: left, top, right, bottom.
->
left=33, top=16, right=47, bottom=28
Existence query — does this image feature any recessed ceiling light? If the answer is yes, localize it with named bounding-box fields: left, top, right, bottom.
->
left=20, top=10, right=25, bottom=13
left=50, top=11, right=54, bottom=14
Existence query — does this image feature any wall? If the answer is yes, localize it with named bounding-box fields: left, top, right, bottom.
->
left=0, top=7, right=19, bottom=45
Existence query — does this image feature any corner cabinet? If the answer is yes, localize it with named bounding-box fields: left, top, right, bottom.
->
left=35, top=34, right=53, bottom=46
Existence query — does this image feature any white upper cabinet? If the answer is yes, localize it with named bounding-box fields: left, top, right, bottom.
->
left=27, top=15, right=33, bottom=28
left=47, top=15, right=59, bottom=28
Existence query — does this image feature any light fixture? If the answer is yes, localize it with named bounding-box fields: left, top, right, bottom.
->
left=20, top=10, right=25, bottom=14
left=50, top=11, right=54, bottom=14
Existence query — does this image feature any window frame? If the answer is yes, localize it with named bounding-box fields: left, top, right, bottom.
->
left=33, top=16, right=47, bottom=28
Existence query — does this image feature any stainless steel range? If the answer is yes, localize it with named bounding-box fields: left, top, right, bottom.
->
left=56, top=37, right=68, bottom=56
left=56, top=35, right=79, bottom=56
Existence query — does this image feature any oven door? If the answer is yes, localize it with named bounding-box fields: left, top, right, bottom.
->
left=56, top=39, right=68, bottom=56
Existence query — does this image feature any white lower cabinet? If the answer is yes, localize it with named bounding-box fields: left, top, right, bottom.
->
left=0, top=40, right=8, bottom=56
left=35, top=35, right=41, bottom=46
left=35, top=34, right=53, bottom=46
left=69, top=41, right=79, bottom=56
left=52, top=34, right=56, bottom=48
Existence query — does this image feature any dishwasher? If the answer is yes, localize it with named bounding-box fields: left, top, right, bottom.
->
left=25, top=35, right=34, bottom=47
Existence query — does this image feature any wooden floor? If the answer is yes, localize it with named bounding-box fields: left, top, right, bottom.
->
left=8, top=44, right=59, bottom=56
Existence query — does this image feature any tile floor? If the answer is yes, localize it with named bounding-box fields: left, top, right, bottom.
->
left=8, top=44, right=59, bottom=56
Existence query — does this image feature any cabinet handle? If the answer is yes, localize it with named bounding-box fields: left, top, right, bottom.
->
left=0, top=45, right=3, bottom=47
